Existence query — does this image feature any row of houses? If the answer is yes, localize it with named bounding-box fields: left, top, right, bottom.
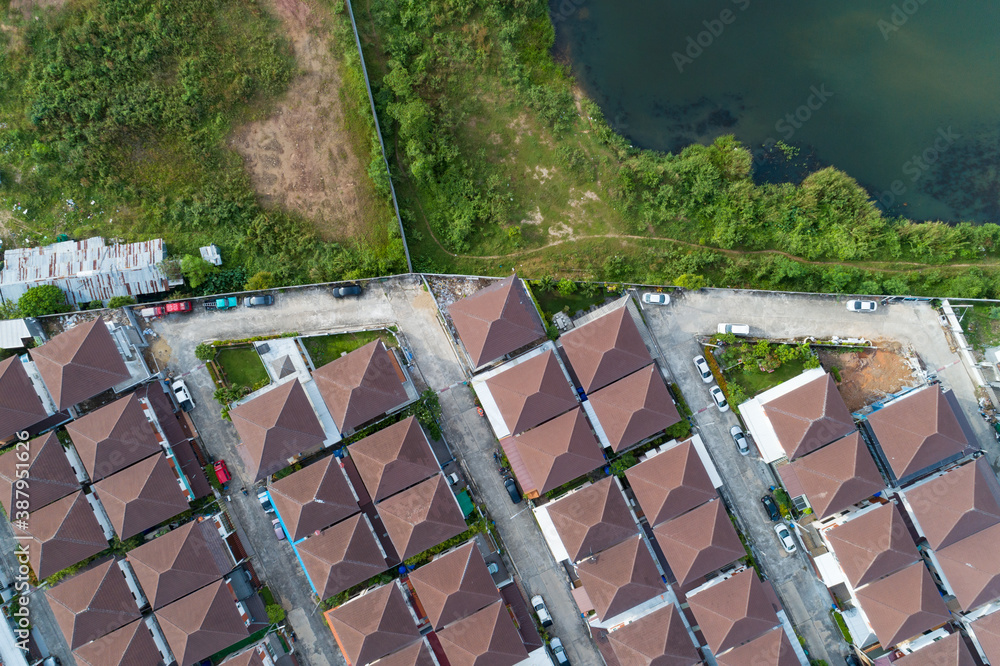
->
left=438, top=276, right=808, bottom=666
left=0, top=316, right=291, bottom=664
left=734, top=354, right=1000, bottom=662
left=323, top=538, right=541, bottom=666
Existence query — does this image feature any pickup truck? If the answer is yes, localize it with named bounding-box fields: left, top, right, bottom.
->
left=138, top=300, right=193, bottom=318
left=205, top=297, right=238, bottom=310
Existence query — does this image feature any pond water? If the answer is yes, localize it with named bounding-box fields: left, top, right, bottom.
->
left=551, top=0, right=1000, bottom=223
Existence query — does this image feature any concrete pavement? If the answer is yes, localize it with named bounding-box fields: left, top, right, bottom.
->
left=438, top=386, right=604, bottom=666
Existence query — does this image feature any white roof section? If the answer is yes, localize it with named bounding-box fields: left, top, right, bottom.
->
left=517, top=646, right=556, bottom=666
left=738, top=367, right=827, bottom=464
left=200, top=244, right=223, bottom=266
left=581, top=398, right=612, bottom=449
left=0, top=319, right=34, bottom=349
left=0, top=237, right=171, bottom=306
left=813, top=552, right=848, bottom=588
left=637, top=434, right=723, bottom=489
left=533, top=499, right=572, bottom=564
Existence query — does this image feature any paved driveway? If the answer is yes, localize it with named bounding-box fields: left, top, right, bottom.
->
left=438, top=387, right=604, bottom=666
left=640, top=288, right=993, bottom=664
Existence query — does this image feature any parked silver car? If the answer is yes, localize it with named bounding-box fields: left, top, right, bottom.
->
left=730, top=425, right=750, bottom=456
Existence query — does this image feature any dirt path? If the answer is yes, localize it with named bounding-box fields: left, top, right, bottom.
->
left=229, top=0, right=377, bottom=243
left=413, top=208, right=996, bottom=274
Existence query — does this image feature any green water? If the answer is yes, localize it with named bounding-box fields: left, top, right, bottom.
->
left=551, top=0, right=1000, bottom=223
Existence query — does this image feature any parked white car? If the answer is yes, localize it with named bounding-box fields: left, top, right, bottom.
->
left=642, top=292, right=670, bottom=306
left=693, top=355, right=713, bottom=383
left=846, top=300, right=877, bottom=312
left=774, top=523, right=797, bottom=553
left=531, top=595, right=553, bottom=627
left=171, top=379, right=195, bottom=412
left=710, top=386, right=729, bottom=412
left=717, top=323, right=751, bottom=336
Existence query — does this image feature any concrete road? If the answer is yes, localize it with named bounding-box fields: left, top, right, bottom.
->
left=438, top=386, right=604, bottom=666
left=640, top=288, right=994, bottom=664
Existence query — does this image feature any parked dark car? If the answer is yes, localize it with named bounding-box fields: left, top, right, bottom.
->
left=245, top=295, right=274, bottom=307
left=333, top=285, right=362, bottom=298
left=761, top=495, right=780, bottom=521
left=504, top=477, right=521, bottom=504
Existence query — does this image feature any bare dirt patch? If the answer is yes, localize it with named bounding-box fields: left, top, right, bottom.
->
left=147, top=335, right=175, bottom=372
left=10, top=0, right=67, bottom=19
left=548, top=222, right=574, bottom=238
left=520, top=207, right=543, bottom=225
left=531, top=166, right=556, bottom=184
left=819, top=342, right=918, bottom=411
left=229, top=0, right=379, bottom=243
left=507, top=114, right=530, bottom=144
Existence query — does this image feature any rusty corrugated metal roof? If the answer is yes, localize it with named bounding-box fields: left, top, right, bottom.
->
left=0, top=237, right=169, bottom=306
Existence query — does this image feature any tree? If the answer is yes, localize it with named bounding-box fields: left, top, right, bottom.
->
left=17, top=285, right=70, bottom=317
left=266, top=604, right=286, bottom=624
left=180, top=255, right=216, bottom=289
left=0, top=301, right=19, bottom=321
left=674, top=273, right=706, bottom=290
left=195, top=343, right=216, bottom=362
left=107, top=295, right=136, bottom=308
left=245, top=271, right=275, bottom=291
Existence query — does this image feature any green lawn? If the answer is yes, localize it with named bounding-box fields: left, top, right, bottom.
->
left=303, top=330, right=397, bottom=368
left=725, top=357, right=808, bottom=398
left=215, top=346, right=269, bottom=389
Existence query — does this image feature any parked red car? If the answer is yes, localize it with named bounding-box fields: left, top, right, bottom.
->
left=165, top=300, right=193, bottom=313
left=213, top=460, right=231, bottom=485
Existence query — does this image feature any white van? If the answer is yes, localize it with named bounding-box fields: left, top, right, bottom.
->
left=717, top=323, right=751, bottom=336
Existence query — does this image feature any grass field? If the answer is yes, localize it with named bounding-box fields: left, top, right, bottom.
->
left=302, top=329, right=396, bottom=368
left=216, top=346, right=269, bottom=389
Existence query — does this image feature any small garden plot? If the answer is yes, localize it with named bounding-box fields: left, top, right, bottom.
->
left=717, top=339, right=817, bottom=406
left=215, top=346, right=269, bottom=390
left=303, top=330, right=397, bottom=368
left=531, top=279, right=618, bottom=324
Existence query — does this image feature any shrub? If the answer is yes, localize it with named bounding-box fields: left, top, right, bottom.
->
left=195, top=343, right=216, bottom=362
left=107, top=295, right=136, bottom=308
left=674, top=273, right=706, bottom=290
left=266, top=604, right=286, bottom=624
left=17, top=285, right=70, bottom=317
left=245, top=271, right=275, bottom=291
left=180, top=255, right=216, bottom=289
